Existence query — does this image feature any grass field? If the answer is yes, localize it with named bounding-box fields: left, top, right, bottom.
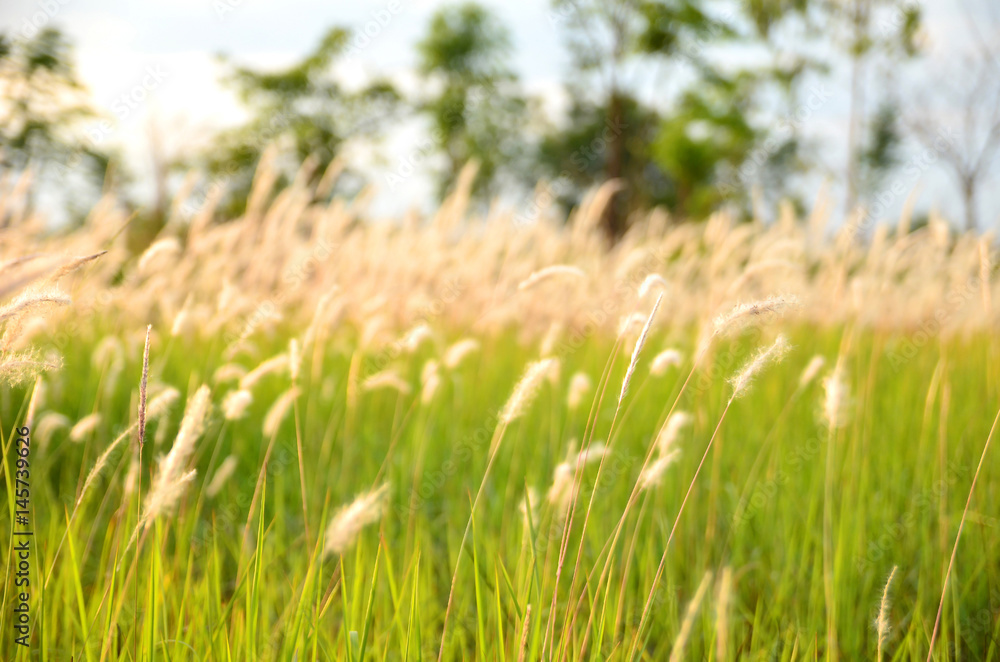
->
left=1, top=176, right=999, bottom=660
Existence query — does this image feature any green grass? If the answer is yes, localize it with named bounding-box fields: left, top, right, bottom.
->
left=2, top=323, right=999, bottom=660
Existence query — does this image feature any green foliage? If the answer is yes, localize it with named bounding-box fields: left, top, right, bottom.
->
left=651, top=72, right=760, bottom=218
left=537, top=95, right=664, bottom=213
left=545, top=0, right=813, bottom=228
left=0, top=28, right=110, bottom=211
left=3, top=325, right=999, bottom=659
left=417, top=3, right=528, bottom=201
left=199, top=27, right=401, bottom=218
left=860, top=101, right=903, bottom=194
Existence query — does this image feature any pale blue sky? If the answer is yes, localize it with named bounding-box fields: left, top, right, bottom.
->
left=2, top=0, right=997, bottom=230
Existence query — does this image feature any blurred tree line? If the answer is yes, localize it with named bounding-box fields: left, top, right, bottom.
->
left=4, top=0, right=998, bottom=241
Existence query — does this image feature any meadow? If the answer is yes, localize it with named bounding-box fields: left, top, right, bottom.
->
left=1, top=164, right=999, bottom=660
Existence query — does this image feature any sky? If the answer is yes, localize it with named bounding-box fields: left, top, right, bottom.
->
left=2, top=0, right=998, bottom=230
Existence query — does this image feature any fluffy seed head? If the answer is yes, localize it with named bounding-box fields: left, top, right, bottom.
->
left=401, top=324, right=433, bottom=352
left=619, top=293, right=662, bottom=407
left=566, top=371, right=592, bottom=410
left=823, top=360, right=850, bottom=429
left=443, top=338, right=480, bottom=369
left=501, top=358, right=557, bottom=424
left=712, top=295, right=799, bottom=338
left=69, top=413, right=102, bottom=442
left=876, top=566, right=898, bottom=657
left=639, top=449, right=681, bottom=489
left=546, top=442, right=608, bottom=509
left=213, top=363, right=248, bottom=383
left=137, top=237, right=182, bottom=274
left=656, top=411, right=692, bottom=455
left=145, top=385, right=212, bottom=521
left=263, top=387, right=299, bottom=436
left=517, top=265, right=586, bottom=291
left=223, top=389, right=253, bottom=420
left=147, top=387, right=181, bottom=421
left=324, top=484, right=390, bottom=556
left=0, top=288, right=71, bottom=324
left=240, top=354, right=289, bottom=390
left=728, top=334, right=792, bottom=399
left=799, top=354, right=826, bottom=388
left=638, top=273, right=668, bottom=298
left=24, top=376, right=44, bottom=429
left=206, top=456, right=238, bottom=497
left=289, top=338, right=301, bottom=382
left=650, top=348, right=683, bottom=376
left=421, top=360, right=442, bottom=404
left=361, top=370, right=412, bottom=395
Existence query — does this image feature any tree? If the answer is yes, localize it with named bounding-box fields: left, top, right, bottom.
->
left=908, top=53, right=1000, bottom=234
left=0, top=28, right=111, bottom=219
left=536, top=94, right=664, bottom=214
left=547, top=0, right=815, bottom=236
left=819, top=0, right=921, bottom=212
left=196, top=27, right=401, bottom=219
left=416, top=3, right=528, bottom=202
left=550, top=0, right=736, bottom=238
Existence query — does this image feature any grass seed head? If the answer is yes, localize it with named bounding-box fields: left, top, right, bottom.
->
left=566, top=371, right=592, bottom=411
left=517, top=264, right=586, bottom=291
left=650, top=348, right=683, bottom=376
left=324, top=484, right=391, bottom=557
left=729, top=334, right=792, bottom=400
left=443, top=338, right=480, bottom=369
left=223, top=389, right=254, bottom=420
left=501, top=358, right=556, bottom=424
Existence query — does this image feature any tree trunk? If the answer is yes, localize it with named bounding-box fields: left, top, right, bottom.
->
left=602, top=90, right=627, bottom=243
left=845, top=52, right=864, bottom=214
left=963, top=177, right=978, bottom=234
